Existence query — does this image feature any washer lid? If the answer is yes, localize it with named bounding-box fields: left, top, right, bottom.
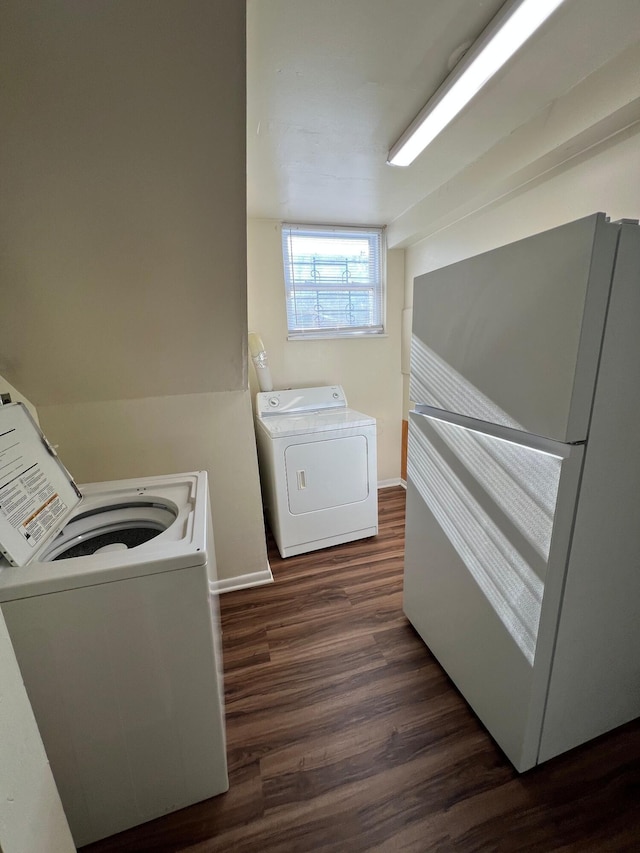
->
left=0, top=403, right=82, bottom=567
left=257, top=407, right=376, bottom=438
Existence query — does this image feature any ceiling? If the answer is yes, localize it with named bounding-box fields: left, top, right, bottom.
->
left=247, top=0, right=640, bottom=247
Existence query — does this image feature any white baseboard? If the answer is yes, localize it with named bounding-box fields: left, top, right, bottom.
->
left=378, top=478, right=404, bottom=489
left=210, top=563, right=274, bottom=595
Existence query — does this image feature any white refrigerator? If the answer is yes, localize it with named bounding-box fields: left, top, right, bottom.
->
left=403, top=212, right=640, bottom=772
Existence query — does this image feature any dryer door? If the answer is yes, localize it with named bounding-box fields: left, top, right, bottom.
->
left=285, top=435, right=370, bottom=515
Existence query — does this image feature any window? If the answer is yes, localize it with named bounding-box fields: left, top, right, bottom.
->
left=281, top=224, right=385, bottom=339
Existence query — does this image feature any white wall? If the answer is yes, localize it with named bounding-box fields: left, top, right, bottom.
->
left=405, top=130, right=640, bottom=291
left=0, top=611, right=75, bottom=853
left=0, top=1, right=268, bottom=582
left=403, top=129, right=640, bottom=415
left=0, top=385, right=74, bottom=853
left=247, top=219, right=404, bottom=483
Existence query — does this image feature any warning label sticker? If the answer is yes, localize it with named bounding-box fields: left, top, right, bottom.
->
left=0, top=405, right=81, bottom=566
left=20, top=492, right=68, bottom=548
left=0, top=464, right=68, bottom=548
left=0, top=411, right=73, bottom=559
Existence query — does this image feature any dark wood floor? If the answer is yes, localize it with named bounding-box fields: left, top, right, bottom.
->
left=84, top=487, right=640, bottom=852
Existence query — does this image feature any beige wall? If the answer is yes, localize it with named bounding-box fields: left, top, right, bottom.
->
left=403, top=129, right=640, bottom=416
left=0, top=0, right=247, bottom=404
left=247, top=219, right=404, bottom=483
left=0, top=374, right=39, bottom=422
left=38, top=390, right=267, bottom=581
left=1, top=377, right=268, bottom=584
left=0, top=2, right=268, bottom=581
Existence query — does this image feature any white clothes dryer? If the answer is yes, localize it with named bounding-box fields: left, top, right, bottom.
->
left=0, top=403, right=228, bottom=847
left=255, top=386, right=378, bottom=558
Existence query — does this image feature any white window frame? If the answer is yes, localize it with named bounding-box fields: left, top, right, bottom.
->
left=281, top=223, right=386, bottom=340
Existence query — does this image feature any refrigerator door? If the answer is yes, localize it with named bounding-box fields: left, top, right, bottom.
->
left=538, top=220, right=640, bottom=763
left=410, top=213, right=619, bottom=443
left=403, top=409, right=584, bottom=770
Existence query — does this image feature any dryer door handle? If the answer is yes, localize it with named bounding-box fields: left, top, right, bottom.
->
left=296, top=470, right=307, bottom=490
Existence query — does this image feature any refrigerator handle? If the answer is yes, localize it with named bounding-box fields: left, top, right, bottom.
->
left=412, top=405, right=583, bottom=458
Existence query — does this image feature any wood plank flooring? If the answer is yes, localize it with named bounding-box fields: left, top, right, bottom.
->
left=83, top=487, right=640, bottom=852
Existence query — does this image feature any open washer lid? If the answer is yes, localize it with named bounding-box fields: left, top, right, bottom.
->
left=0, top=403, right=82, bottom=567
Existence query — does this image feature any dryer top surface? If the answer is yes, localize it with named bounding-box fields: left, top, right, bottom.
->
left=257, top=407, right=376, bottom=439
left=256, top=385, right=375, bottom=438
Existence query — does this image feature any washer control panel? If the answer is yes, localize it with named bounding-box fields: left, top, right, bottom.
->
left=256, top=386, right=347, bottom=418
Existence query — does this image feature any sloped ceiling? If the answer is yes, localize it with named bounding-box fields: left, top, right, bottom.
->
left=247, top=0, right=640, bottom=247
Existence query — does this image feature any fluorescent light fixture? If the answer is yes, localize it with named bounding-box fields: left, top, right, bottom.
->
left=388, top=0, right=566, bottom=167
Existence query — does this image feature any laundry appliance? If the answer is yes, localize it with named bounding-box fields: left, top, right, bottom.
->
left=404, top=213, right=640, bottom=772
left=255, top=385, right=378, bottom=557
left=0, top=403, right=228, bottom=846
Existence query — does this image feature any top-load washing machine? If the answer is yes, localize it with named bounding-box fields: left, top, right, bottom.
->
left=0, top=403, right=228, bottom=847
left=255, top=385, right=378, bottom=558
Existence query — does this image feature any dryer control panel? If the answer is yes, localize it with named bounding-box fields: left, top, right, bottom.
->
left=256, top=385, right=346, bottom=419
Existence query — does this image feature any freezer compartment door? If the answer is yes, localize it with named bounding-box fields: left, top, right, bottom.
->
left=410, top=213, right=618, bottom=443
left=403, top=411, right=584, bottom=770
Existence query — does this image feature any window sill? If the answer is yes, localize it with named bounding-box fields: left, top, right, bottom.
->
left=287, top=332, right=388, bottom=342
